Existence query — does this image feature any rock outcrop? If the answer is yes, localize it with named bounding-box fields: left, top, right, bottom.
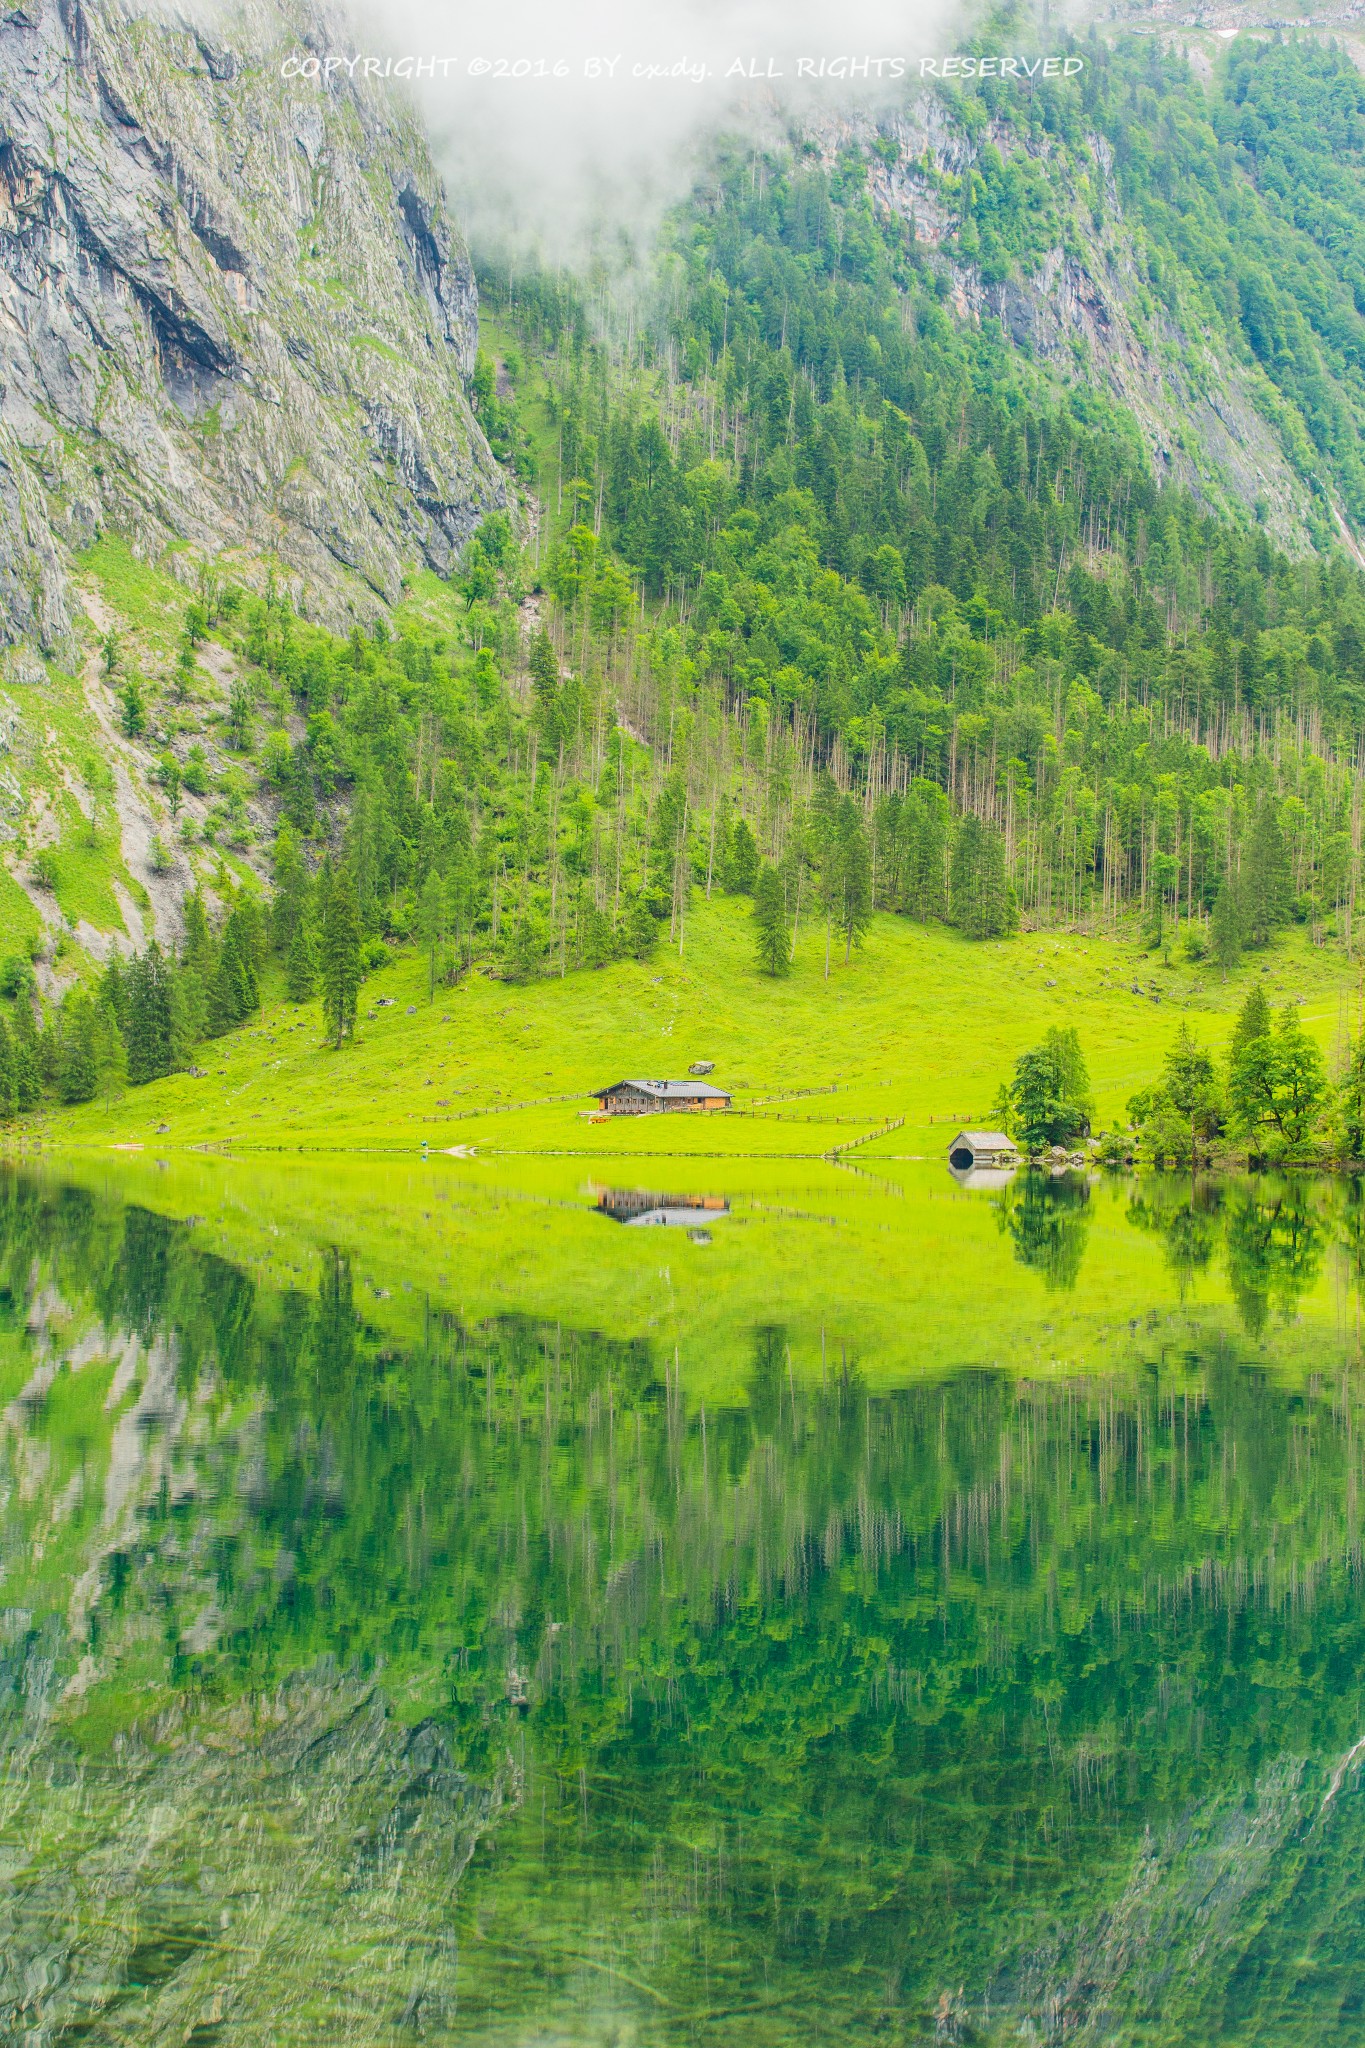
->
left=0, top=0, right=502, bottom=652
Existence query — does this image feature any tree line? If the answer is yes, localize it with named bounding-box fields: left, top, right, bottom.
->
left=996, top=990, right=1365, bottom=1167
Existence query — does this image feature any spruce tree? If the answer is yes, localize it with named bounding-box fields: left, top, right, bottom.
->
left=94, top=1000, right=127, bottom=1106
left=906, top=781, right=949, bottom=921
left=125, top=944, right=176, bottom=1083
left=287, top=919, right=317, bottom=1001
left=1210, top=881, right=1242, bottom=978
left=528, top=630, right=561, bottom=750
left=951, top=817, right=1017, bottom=939
left=271, top=825, right=310, bottom=953
left=12, top=1000, right=41, bottom=1112
left=100, top=953, right=129, bottom=1033
left=124, top=953, right=153, bottom=1082
left=0, top=1016, right=17, bottom=1121
left=1163, top=1022, right=1219, bottom=1166
left=228, top=912, right=260, bottom=1015
left=727, top=817, right=759, bottom=894
left=417, top=869, right=447, bottom=1000
left=754, top=862, right=790, bottom=976
left=56, top=994, right=98, bottom=1104
left=320, top=867, right=363, bottom=1048
left=284, top=747, right=317, bottom=835
left=949, top=815, right=981, bottom=930
left=1241, top=800, right=1293, bottom=945
left=1229, top=982, right=1273, bottom=1068
left=810, top=771, right=842, bottom=977
left=838, top=798, right=872, bottom=962
left=625, top=895, right=657, bottom=960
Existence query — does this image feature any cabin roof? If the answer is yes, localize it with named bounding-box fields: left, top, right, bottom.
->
left=592, top=1078, right=731, bottom=1101
left=949, top=1130, right=1017, bottom=1151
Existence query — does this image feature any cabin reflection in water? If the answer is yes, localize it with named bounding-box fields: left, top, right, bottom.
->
left=593, top=1187, right=731, bottom=1243
left=948, top=1163, right=1018, bottom=1192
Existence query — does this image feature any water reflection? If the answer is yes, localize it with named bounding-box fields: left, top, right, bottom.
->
left=593, top=1184, right=730, bottom=1239
left=2, top=1168, right=1365, bottom=2042
left=994, top=1168, right=1093, bottom=1290
left=1127, top=1176, right=1332, bottom=1333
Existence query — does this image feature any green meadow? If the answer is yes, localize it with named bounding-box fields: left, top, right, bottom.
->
left=40, top=893, right=1356, bottom=1162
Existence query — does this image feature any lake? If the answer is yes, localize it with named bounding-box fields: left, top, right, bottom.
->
left=3, top=1154, right=1365, bottom=2043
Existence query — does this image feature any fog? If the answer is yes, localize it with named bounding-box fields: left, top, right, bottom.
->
left=333, top=0, right=978, bottom=260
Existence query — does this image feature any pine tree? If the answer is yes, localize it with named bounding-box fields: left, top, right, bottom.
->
left=287, top=919, right=317, bottom=1001
left=951, top=817, right=1017, bottom=939
left=1241, top=800, right=1293, bottom=945
left=56, top=994, right=98, bottom=1104
left=12, top=999, right=41, bottom=1112
left=1228, top=982, right=1273, bottom=1069
left=417, top=868, right=447, bottom=1000
left=905, top=781, right=949, bottom=921
left=727, top=817, right=759, bottom=894
left=0, top=1016, right=17, bottom=1122
left=94, top=1000, right=127, bottom=1106
left=625, top=895, right=657, bottom=960
left=528, top=630, right=561, bottom=750
left=271, top=825, right=310, bottom=954
left=320, top=867, right=363, bottom=1048
left=754, top=863, right=790, bottom=977
left=1210, top=880, right=1242, bottom=978
left=124, top=945, right=176, bottom=1084
left=838, top=798, right=872, bottom=963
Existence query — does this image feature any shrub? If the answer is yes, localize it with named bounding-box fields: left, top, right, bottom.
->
left=0, top=954, right=35, bottom=999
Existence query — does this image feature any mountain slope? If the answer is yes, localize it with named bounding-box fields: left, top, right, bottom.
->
left=794, top=34, right=1365, bottom=556
left=0, top=0, right=501, bottom=657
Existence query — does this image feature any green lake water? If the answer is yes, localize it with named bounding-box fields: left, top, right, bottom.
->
left=4, top=1159, right=1365, bottom=2043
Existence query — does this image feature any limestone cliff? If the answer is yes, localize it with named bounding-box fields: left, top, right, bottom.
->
left=0, top=0, right=502, bottom=653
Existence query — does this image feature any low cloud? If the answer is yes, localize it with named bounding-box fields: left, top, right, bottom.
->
left=335, top=0, right=976, bottom=260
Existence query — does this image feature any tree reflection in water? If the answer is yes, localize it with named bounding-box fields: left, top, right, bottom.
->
left=994, top=1169, right=1093, bottom=1290
left=3, top=1168, right=1365, bottom=2041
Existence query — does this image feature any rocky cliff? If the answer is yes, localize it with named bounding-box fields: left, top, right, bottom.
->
left=0, top=0, right=502, bottom=655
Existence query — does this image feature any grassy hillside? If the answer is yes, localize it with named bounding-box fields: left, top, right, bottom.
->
left=37, top=894, right=1352, bottom=1160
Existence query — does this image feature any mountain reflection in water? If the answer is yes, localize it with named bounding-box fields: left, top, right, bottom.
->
left=3, top=1164, right=1365, bottom=2043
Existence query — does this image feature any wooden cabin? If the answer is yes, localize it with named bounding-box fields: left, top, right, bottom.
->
left=591, top=1079, right=732, bottom=1116
left=947, top=1130, right=1019, bottom=1170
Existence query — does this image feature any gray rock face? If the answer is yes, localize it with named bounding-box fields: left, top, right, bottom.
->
left=0, top=0, right=503, bottom=650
